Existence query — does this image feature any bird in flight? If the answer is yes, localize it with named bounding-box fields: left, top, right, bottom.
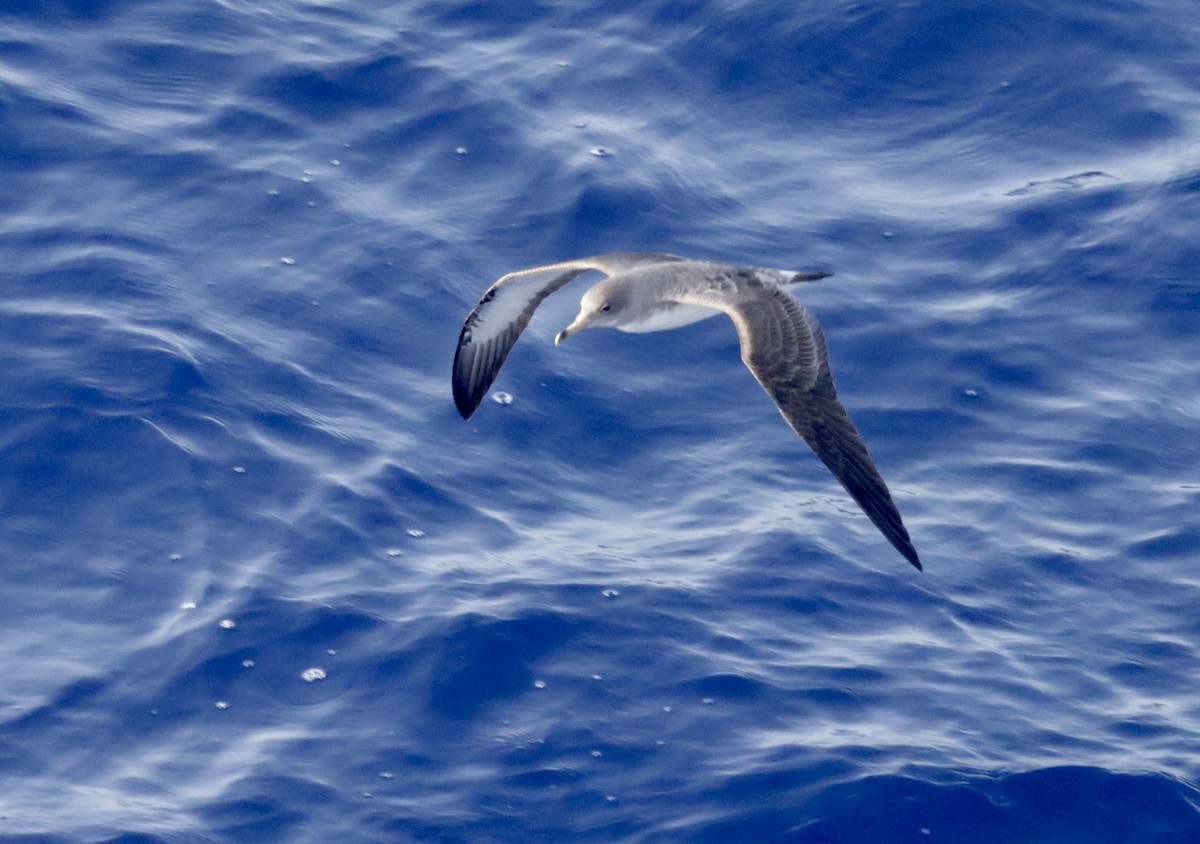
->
left=452, top=253, right=921, bottom=570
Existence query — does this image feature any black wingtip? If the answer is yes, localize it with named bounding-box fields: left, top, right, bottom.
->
left=452, top=379, right=478, bottom=420
left=451, top=332, right=484, bottom=419
left=891, top=532, right=922, bottom=572
left=451, top=360, right=478, bottom=420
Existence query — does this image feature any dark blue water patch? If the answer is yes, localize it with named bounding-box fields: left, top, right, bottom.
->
left=802, top=684, right=876, bottom=714
left=999, top=768, right=1200, bottom=842
left=1013, top=77, right=1180, bottom=150
left=730, top=547, right=927, bottom=625
left=104, top=600, right=387, bottom=727
left=250, top=52, right=437, bottom=122
left=1005, top=183, right=1132, bottom=240
left=1165, top=167, right=1200, bottom=194
left=1070, top=415, right=1191, bottom=477
left=1024, top=726, right=1116, bottom=758
left=456, top=368, right=709, bottom=477
left=0, top=38, right=44, bottom=71
left=501, top=177, right=733, bottom=262
left=505, top=764, right=588, bottom=791
left=568, top=184, right=680, bottom=251
left=363, top=463, right=516, bottom=544
left=207, top=105, right=302, bottom=142
left=0, top=0, right=132, bottom=23
left=737, top=767, right=1200, bottom=844
left=1128, top=525, right=1200, bottom=560
left=425, top=611, right=583, bottom=720
left=365, top=815, right=474, bottom=844
left=940, top=598, right=1023, bottom=633
left=653, top=0, right=1188, bottom=158
left=418, top=0, right=558, bottom=35
left=90, top=146, right=257, bottom=219
left=104, top=38, right=243, bottom=96
left=947, top=347, right=1053, bottom=395
left=231, top=176, right=331, bottom=225
left=500, top=723, right=660, bottom=781
left=342, top=238, right=460, bottom=307
left=679, top=671, right=768, bottom=704
left=3, top=676, right=110, bottom=745
left=987, top=459, right=1108, bottom=498
left=197, top=774, right=340, bottom=842
left=1105, top=657, right=1191, bottom=698
left=1025, top=552, right=1099, bottom=586
left=0, top=408, right=199, bottom=553
left=1109, top=716, right=1178, bottom=740
left=1, top=229, right=174, bottom=279
left=1149, top=279, right=1200, bottom=337
left=663, top=2, right=1022, bottom=111
left=1132, top=638, right=1199, bottom=665
left=353, top=94, right=529, bottom=185
left=832, top=4, right=1035, bottom=105
left=0, top=274, right=169, bottom=370
left=685, top=752, right=863, bottom=840
left=0, top=84, right=99, bottom=171
left=277, top=512, right=379, bottom=573
left=850, top=407, right=980, bottom=453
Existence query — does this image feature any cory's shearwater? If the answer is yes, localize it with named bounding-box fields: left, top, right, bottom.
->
left=452, top=253, right=921, bottom=570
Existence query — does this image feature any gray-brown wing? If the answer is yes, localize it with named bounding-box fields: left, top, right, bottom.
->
left=678, top=279, right=921, bottom=569
left=452, top=253, right=685, bottom=418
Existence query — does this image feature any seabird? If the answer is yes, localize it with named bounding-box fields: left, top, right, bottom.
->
left=452, top=253, right=921, bottom=570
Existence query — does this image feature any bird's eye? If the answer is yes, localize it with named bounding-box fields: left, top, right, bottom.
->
left=601, top=304, right=612, bottom=312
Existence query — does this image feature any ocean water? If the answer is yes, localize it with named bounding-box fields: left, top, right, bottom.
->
left=2, top=0, right=1199, bottom=841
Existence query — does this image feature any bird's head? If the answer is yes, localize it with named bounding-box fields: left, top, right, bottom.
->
left=554, top=280, right=632, bottom=345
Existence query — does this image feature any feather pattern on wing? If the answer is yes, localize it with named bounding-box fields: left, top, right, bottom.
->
left=672, top=270, right=921, bottom=570
left=452, top=253, right=684, bottom=417
left=452, top=255, right=920, bottom=570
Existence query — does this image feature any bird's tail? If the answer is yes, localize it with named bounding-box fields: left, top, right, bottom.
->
left=785, top=270, right=833, bottom=284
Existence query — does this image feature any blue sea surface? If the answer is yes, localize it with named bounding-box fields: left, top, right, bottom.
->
left=2, top=0, right=1200, bottom=841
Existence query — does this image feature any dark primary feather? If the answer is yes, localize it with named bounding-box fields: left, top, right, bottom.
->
left=453, top=255, right=920, bottom=570
left=779, top=374, right=921, bottom=570
left=452, top=267, right=589, bottom=418
left=719, top=284, right=921, bottom=570
left=452, top=254, right=686, bottom=418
